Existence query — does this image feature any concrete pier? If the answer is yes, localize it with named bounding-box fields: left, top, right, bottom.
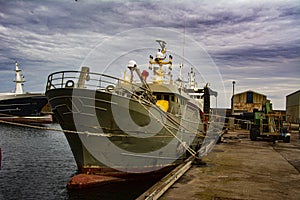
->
left=161, top=130, right=300, bottom=200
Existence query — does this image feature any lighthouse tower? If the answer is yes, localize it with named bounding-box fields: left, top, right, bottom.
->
left=13, top=62, right=25, bottom=94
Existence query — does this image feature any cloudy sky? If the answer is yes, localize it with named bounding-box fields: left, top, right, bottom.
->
left=0, top=0, right=299, bottom=109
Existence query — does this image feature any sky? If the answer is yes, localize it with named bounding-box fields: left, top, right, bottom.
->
left=0, top=0, right=299, bottom=109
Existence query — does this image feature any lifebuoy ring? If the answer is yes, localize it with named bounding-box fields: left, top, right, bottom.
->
left=65, top=80, right=74, bottom=88
left=105, top=85, right=115, bottom=93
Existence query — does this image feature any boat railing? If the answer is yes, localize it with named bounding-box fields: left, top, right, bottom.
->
left=46, top=70, right=147, bottom=94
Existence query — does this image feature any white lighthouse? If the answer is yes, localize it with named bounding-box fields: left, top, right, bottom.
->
left=13, top=62, right=25, bottom=94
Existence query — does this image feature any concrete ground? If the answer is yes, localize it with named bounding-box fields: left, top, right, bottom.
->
left=161, top=130, right=300, bottom=200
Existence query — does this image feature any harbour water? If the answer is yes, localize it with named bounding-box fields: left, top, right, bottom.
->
left=0, top=123, right=76, bottom=199
left=0, top=123, right=163, bottom=200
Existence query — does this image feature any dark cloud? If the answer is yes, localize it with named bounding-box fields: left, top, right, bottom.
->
left=213, top=42, right=300, bottom=64
left=0, top=0, right=299, bottom=109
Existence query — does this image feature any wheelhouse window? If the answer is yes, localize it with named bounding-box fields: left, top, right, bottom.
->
left=155, top=93, right=176, bottom=102
left=171, top=95, right=175, bottom=102
left=164, top=95, right=169, bottom=101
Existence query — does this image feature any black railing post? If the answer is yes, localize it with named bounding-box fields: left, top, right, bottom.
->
left=61, top=72, right=65, bottom=88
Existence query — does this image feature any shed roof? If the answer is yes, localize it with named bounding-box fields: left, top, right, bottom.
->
left=234, top=90, right=266, bottom=97
left=286, top=90, right=300, bottom=97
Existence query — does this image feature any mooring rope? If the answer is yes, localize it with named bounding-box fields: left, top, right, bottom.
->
left=0, top=88, right=253, bottom=160
left=0, top=114, right=198, bottom=158
left=0, top=118, right=113, bottom=136
left=127, top=91, right=206, bottom=158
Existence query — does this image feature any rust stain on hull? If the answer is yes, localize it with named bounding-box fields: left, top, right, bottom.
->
left=67, top=174, right=124, bottom=189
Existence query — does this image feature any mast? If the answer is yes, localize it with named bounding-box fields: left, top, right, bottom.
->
left=13, top=62, right=25, bottom=94
left=149, top=40, right=173, bottom=84
left=188, top=67, right=197, bottom=89
left=177, top=22, right=186, bottom=88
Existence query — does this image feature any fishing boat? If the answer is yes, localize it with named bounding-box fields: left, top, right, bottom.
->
left=0, top=62, right=51, bottom=123
left=45, top=40, right=207, bottom=180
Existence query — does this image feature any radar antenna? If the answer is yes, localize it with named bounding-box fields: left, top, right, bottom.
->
left=155, top=40, right=167, bottom=54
